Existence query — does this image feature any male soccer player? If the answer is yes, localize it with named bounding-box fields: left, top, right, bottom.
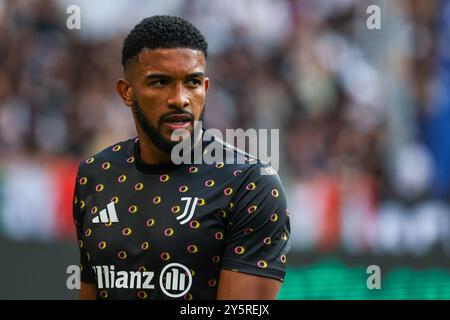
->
left=73, top=15, right=290, bottom=300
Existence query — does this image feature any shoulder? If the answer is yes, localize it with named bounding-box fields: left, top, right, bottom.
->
left=207, top=135, right=284, bottom=190
left=76, top=138, right=135, bottom=176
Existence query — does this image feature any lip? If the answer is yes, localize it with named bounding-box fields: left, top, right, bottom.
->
left=163, top=114, right=192, bottom=122
left=162, top=121, right=191, bottom=130
left=161, top=114, right=192, bottom=131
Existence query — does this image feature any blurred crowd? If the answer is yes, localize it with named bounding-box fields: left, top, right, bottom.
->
left=0, top=0, right=449, bottom=257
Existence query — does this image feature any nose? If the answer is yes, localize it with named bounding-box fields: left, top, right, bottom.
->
left=167, top=83, right=190, bottom=109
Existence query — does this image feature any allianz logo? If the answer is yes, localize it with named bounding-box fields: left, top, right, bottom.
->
left=92, top=263, right=192, bottom=298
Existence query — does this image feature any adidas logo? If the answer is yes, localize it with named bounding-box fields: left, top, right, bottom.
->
left=93, top=202, right=119, bottom=223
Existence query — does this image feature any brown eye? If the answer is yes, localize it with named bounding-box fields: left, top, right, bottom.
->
left=151, top=79, right=169, bottom=87
left=187, top=79, right=201, bottom=86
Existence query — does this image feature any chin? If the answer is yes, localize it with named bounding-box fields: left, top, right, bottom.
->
left=163, top=126, right=193, bottom=141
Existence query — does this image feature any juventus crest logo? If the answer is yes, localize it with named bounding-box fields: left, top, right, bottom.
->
left=177, top=197, right=198, bottom=225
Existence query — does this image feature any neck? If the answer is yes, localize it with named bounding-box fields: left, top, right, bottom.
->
left=137, top=133, right=172, bottom=165
left=137, top=128, right=204, bottom=166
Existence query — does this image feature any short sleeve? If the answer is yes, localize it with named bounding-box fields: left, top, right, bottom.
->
left=221, top=164, right=291, bottom=281
left=73, top=163, right=96, bottom=284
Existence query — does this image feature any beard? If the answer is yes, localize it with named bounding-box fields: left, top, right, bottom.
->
left=132, top=99, right=205, bottom=155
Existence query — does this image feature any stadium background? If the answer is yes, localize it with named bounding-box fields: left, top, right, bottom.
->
left=0, top=0, right=449, bottom=299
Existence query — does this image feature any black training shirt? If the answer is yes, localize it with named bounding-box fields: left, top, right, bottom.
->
left=73, top=135, right=291, bottom=300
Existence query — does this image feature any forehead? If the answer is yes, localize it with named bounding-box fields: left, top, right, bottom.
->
left=134, top=48, right=206, bottom=77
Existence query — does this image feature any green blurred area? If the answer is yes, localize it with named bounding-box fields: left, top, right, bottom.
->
left=1, top=238, right=449, bottom=300
left=279, top=258, right=450, bottom=300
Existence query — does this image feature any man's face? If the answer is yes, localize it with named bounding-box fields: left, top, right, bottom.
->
left=126, top=48, right=209, bottom=153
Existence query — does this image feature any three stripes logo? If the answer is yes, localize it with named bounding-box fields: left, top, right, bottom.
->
left=177, top=197, right=198, bottom=225
left=159, top=263, right=192, bottom=298
left=92, top=202, right=119, bottom=223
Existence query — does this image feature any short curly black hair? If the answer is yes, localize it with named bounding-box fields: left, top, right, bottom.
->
left=122, top=15, right=208, bottom=70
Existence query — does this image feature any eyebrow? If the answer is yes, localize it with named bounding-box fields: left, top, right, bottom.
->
left=188, top=72, right=205, bottom=78
left=144, top=72, right=205, bottom=81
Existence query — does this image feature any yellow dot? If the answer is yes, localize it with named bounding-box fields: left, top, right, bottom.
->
left=246, top=182, right=256, bottom=190
left=189, top=220, right=200, bottom=229
left=160, top=174, right=170, bottom=182
left=258, top=260, right=268, bottom=268
left=129, top=205, right=138, bottom=213
left=187, top=244, right=198, bottom=253
left=234, top=246, right=245, bottom=255
left=122, top=228, right=132, bottom=236
left=216, top=162, right=224, bottom=168
left=153, top=196, right=161, bottom=204
left=161, top=252, right=170, bottom=261
left=171, top=206, right=180, bottom=213
left=205, top=180, right=215, bottom=187
left=189, top=166, right=198, bottom=173
left=135, top=183, right=144, bottom=191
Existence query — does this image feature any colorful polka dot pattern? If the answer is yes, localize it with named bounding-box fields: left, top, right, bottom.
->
left=74, top=139, right=290, bottom=300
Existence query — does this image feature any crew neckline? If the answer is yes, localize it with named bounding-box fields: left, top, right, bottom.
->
left=132, top=133, right=212, bottom=175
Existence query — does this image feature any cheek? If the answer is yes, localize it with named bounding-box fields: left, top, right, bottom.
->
left=139, top=91, right=164, bottom=106
left=137, top=93, right=166, bottom=116
left=191, top=91, right=206, bottom=112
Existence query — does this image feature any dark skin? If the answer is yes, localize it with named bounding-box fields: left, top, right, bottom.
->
left=79, top=48, right=281, bottom=300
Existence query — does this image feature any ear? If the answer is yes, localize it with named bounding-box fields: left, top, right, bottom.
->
left=204, top=77, right=209, bottom=92
left=116, top=78, right=134, bottom=107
